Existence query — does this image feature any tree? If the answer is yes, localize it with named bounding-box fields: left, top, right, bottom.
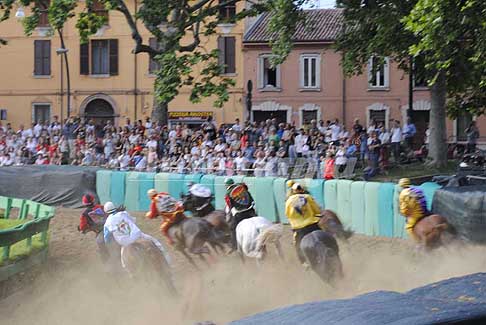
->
left=337, top=0, right=486, bottom=167
left=0, top=0, right=308, bottom=124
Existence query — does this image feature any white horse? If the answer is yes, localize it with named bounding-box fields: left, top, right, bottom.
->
left=236, top=216, right=284, bottom=263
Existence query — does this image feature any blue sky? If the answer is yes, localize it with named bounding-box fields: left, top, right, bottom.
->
left=303, top=0, right=336, bottom=9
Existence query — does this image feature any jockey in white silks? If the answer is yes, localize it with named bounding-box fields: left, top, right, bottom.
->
left=102, top=201, right=172, bottom=268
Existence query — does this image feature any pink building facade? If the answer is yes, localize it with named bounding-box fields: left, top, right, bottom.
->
left=243, top=9, right=485, bottom=146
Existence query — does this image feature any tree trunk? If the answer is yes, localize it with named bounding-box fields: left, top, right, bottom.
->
left=427, top=71, right=448, bottom=168
left=152, top=95, right=168, bottom=126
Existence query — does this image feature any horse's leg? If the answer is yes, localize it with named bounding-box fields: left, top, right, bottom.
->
left=181, top=249, right=199, bottom=270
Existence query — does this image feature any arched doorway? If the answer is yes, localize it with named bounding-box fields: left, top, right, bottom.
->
left=84, top=98, right=115, bottom=125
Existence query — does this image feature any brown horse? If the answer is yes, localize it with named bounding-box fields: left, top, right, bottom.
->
left=412, top=214, right=456, bottom=250
left=318, top=209, right=353, bottom=240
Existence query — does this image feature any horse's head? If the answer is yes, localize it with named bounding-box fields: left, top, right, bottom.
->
left=318, top=210, right=354, bottom=241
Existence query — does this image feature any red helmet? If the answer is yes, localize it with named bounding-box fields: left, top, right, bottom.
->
left=82, top=194, right=95, bottom=206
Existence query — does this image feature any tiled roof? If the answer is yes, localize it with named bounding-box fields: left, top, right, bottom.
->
left=244, top=9, right=343, bottom=43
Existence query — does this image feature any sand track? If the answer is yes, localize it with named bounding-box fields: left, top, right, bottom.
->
left=0, top=208, right=485, bottom=325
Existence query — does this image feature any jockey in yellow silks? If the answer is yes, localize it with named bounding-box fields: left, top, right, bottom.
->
left=285, top=182, right=321, bottom=266
left=398, top=178, right=429, bottom=242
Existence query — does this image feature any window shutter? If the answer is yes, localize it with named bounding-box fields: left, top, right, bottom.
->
left=44, top=40, right=51, bottom=75
left=109, top=39, right=118, bottom=75
left=217, top=37, right=225, bottom=68
left=80, top=43, right=89, bottom=75
left=226, top=37, right=235, bottom=73
left=34, top=40, right=42, bottom=75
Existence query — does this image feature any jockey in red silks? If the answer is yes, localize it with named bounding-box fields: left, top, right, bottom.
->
left=146, top=189, right=186, bottom=245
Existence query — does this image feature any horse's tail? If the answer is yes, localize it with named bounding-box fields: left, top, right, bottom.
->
left=255, top=224, right=284, bottom=253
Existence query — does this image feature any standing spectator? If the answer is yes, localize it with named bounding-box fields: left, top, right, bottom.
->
left=295, top=129, right=308, bottom=157
left=234, top=150, right=248, bottom=175
left=390, top=120, right=402, bottom=163
left=402, top=117, right=417, bottom=150
left=365, top=131, right=381, bottom=180
left=335, top=144, right=348, bottom=175
left=253, top=151, right=266, bottom=177
left=264, top=150, right=278, bottom=176
left=330, top=119, right=341, bottom=145
left=353, top=118, right=364, bottom=134
left=425, top=123, right=430, bottom=149
left=465, top=121, right=480, bottom=153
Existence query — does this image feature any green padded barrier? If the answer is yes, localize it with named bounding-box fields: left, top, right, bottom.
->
left=154, top=173, right=170, bottom=194
left=183, top=174, right=203, bottom=194
left=336, top=180, right=353, bottom=227
left=273, top=178, right=288, bottom=224
left=111, top=171, right=126, bottom=206
left=254, top=177, right=278, bottom=222
left=138, top=172, right=156, bottom=211
left=242, top=177, right=258, bottom=211
left=350, top=181, right=366, bottom=234
left=0, top=197, right=12, bottom=219
left=393, top=185, right=407, bottom=239
left=24, top=200, right=40, bottom=219
left=324, top=180, right=338, bottom=212
left=297, top=179, right=325, bottom=208
left=214, top=176, right=226, bottom=210
left=200, top=175, right=216, bottom=206
left=378, top=183, right=395, bottom=237
left=364, top=182, right=381, bottom=236
left=418, top=182, right=442, bottom=211
left=168, top=174, right=185, bottom=201
left=124, top=172, right=139, bottom=211
left=9, top=199, right=26, bottom=220
left=96, top=170, right=112, bottom=204
left=38, top=205, right=55, bottom=218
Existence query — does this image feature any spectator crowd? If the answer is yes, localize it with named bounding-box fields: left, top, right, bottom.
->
left=0, top=114, right=436, bottom=180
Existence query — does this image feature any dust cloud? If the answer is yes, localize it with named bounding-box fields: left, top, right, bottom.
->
left=0, top=209, right=484, bottom=325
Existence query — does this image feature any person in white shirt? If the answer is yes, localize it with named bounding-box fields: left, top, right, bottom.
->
left=335, top=145, right=348, bottom=174
left=135, top=152, right=148, bottom=171
left=102, top=202, right=171, bottom=269
left=234, top=150, right=247, bottom=175
left=214, top=138, right=226, bottom=153
left=33, top=121, right=43, bottom=138
left=232, top=118, right=242, bottom=133
left=295, top=129, right=308, bottom=157
left=330, top=119, right=341, bottom=144
left=146, top=136, right=158, bottom=151
left=390, top=120, right=402, bottom=163
left=118, top=151, right=131, bottom=171
left=145, top=117, right=153, bottom=130
left=21, top=125, right=33, bottom=140
left=379, top=126, right=391, bottom=144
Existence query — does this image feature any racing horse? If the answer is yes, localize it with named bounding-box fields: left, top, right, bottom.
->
left=318, top=209, right=354, bottom=241
left=412, top=214, right=456, bottom=250
left=300, top=230, right=344, bottom=285
left=157, top=196, right=226, bottom=268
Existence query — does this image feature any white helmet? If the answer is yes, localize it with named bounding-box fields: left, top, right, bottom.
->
left=104, top=201, right=117, bottom=214
left=147, top=189, right=157, bottom=198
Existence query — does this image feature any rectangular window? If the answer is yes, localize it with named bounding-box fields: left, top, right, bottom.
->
left=33, top=104, right=51, bottom=124
left=218, top=0, right=236, bottom=21
left=300, top=54, right=320, bottom=89
left=368, top=56, right=389, bottom=88
left=369, top=109, right=387, bottom=127
left=37, top=0, right=50, bottom=27
left=80, top=39, right=118, bottom=76
left=148, top=37, right=160, bottom=74
left=0, top=109, right=7, bottom=120
left=258, top=55, right=280, bottom=89
left=456, top=112, right=473, bottom=142
left=217, top=36, right=236, bottom=74
left=302, top=110, right=317, bottom=126
left=34, top=40, right=51, bottom=76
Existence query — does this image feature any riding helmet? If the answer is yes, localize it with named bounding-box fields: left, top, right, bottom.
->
left=82, top=194, right=94, bottom=206
left=398, top=178, right=411, bottom=188
left=103, top=201, right=117, bottom=214
left=147, top=189, right=158, bottom=198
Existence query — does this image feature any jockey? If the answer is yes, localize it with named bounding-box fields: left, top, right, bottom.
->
left=285, top=182, right=321, bottom=266
left=77, top=194, right=109, bottom=262
left=146, top=189, right=186, bottom=245
left=186, top=183, right=214, bottom=216
left=398, top=178, right=429, bottom=242
left=224, top=178, right=256, bottom=251
left=103, top=201, right=171, bottom=265
left=78, top=194, right=104, bottom=233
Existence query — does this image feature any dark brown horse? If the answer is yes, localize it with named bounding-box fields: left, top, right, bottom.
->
left=412, top=214, right=456, bottom=250
left=318, top=209, right=353, bottom=240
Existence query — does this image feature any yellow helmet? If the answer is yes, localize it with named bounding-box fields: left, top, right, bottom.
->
left=286, top=180, right=295, bottom=188
left=292, top=183, right=305, bottom=194
left=147, top=189, right=158, bottom=198
left=398, top=178, right=411, bottom=188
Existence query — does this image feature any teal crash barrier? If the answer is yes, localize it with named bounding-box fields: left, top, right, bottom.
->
left=200, top=175, right=216, bottom=206
left=350, top=181, right=366, bottom=234
left=364, top=182, right=381, bottom=236
left=378, top=182, right=395, bottom=237
left=324, top=179, right=338, bottom=213
left=214, top=176, right=227, bottom=210
left=96, top=170, right=112, bottom=204
left=336, top=180, right=353, bottom=227
left=124, top=172, right=139, bottom=211
left=273, top=178, right=288, bottom=224
left=138, top=172, right=155, bottom=211
left=168, top=173, right=185, bottom=201
left=393, top=184, right=407, bottom=239
left=418, top=182, right=442, bottom=211
left=298, top=179, right=325, bottom=208
left=154, top=173, right=170, bottom=194
left=254, top=177, right=278, bottom=222
left=111, top=171, right=126, bottom=206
